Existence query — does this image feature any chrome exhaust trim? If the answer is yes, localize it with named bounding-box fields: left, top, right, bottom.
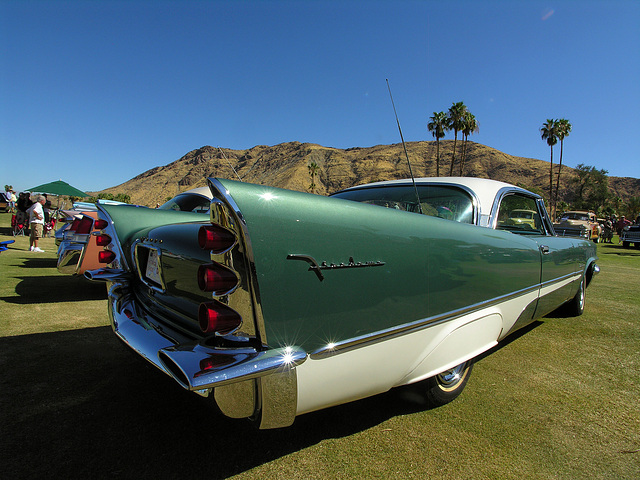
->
left=85, top=268, right=132, bottom=282
left=158, top=343, right=307, bottom=392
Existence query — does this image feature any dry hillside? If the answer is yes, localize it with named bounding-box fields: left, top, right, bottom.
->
left=98, top=141, right=640, bottom=207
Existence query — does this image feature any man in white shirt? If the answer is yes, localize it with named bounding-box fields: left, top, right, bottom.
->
left=27, top=195, right=46, bottom=252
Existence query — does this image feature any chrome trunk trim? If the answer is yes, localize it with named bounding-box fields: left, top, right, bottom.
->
left=57, top=242, right=84, bottom=274
left=207, top=178, right=268, bottom=345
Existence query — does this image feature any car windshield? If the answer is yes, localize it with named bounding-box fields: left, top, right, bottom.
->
left=158, top=193, right=210, bottom=213
left=562, top=213, right=589, bottom=221
left=510, top=210, right=534, bottom=219
left=331, top=185, right=474, bottom=224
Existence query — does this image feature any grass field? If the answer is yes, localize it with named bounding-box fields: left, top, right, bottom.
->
left=0, top=211, right=638, bottom=479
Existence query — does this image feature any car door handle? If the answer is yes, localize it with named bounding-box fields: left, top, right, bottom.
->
left=540, top=245, right=550, bottom=255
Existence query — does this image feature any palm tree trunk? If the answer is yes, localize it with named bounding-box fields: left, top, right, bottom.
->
left=549, top=147, right=554, bottom=218
left=554, top=140, right=564, bottom=213
left=449, top=132, right=458, bottom=176
left=436, top=139, right=440, bottom=177
left=459, top=134, right=468, bottom=176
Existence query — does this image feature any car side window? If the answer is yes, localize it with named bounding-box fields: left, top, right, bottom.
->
left=496, top=194, right=545, bottom=235
left=331, top=185, right=475, bottom=224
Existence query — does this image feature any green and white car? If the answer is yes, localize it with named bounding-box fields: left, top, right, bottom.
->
left=86, top=176, right=599, bottom=428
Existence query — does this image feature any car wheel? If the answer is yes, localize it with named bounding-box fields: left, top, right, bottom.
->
left=422, top=360, right=473, bottom=407
left=565, top=275, right=586, bottom=317
left=623, top=241, right=630, bottom=248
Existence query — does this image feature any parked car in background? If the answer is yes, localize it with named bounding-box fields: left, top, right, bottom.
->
left=84, top=177, right=598, bottom=429
left=57, top=188, right=212, bottom=276
left=621, top=224, right=640, bottom=248
left=554, top=210, right=602, bottom=243
left=507, top=209, right=538, bottom=229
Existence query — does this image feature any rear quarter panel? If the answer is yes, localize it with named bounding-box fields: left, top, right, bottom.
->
left=218, top=180, right=543, bottom=353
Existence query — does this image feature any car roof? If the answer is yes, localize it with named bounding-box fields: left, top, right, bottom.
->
left=335, top=177, right=538, bottom=217
left=177, top=186, right=212, bottom=198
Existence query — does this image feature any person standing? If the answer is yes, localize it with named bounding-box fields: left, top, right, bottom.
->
left=9, top=189, right=17, bottom=213
left=27, top=195, right=46, bottom=252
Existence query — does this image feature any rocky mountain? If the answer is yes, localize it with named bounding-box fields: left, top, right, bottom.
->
left=99, top=141, right=640, bottom=207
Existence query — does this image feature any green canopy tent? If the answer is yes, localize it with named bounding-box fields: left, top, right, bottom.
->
left=28, top=180, right=88, bottom=198
left=27, top=180, right=89, bottom=214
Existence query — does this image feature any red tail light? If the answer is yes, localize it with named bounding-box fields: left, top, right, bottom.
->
left=95, top=234, right=111, bottom=247
left=69, top=219, right=80, bottom=231
left=198, top=301, right=242, bottom=334
left=98, top=250, right=116, bottom=264
left=76, top=216, right=94, bottom=235
left=198, top=225, right=236, bottom=253
left=197, top=263, right=238, bottom=293
left=94, top=219, right=109, bottom=230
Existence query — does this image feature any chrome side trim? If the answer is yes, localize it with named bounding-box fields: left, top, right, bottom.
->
left=540, top=271, right=581, bottom=289
left=309, top=271, right=582, bottom=359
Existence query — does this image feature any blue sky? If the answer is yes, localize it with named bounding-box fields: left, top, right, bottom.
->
left=1, top=0, right=639, bottom=193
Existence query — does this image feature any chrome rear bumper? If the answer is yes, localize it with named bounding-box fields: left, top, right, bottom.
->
left=104, top=280, right=307, bottom=428
left=57, top=241, right=84, bottom=274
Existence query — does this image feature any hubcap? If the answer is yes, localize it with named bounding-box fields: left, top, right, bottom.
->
left=578, top=280, right=585, bottom=310
left=437, top=363, right=466, bottom=388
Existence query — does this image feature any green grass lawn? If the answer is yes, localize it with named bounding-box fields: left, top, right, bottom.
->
left=0, top=211, right=638, bottom=479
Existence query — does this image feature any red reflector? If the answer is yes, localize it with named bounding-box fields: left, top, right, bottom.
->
left=94, top=219, right=109, bottom=230
left=95, top=234, right=111, bottom=247
left=197, top=354, right=236, bottom=373
left=198, top=301, right=242, bottom=335
left=76, top=216, right=94, bottom=235
left=197, top=263, right=238, bottom=293
left=198, top=225, right=236, bottom=253
left=98, top=250, right=116, bottom=264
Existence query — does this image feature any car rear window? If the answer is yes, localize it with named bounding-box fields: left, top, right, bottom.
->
left=158, top=194, right=210, bottom=213
left=331, top=185, right=474, bottom=224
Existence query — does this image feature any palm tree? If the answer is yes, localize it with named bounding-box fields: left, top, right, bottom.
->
left=553, top=118, right=572, bottom=212
left=308, top=161, right=319, bottom=194
left=540, top=119, right=558, bottom=216
left=447, top=101, right=467, bottom=176
left=427, top=111, right=448, bottom=176
left=459, top=111, right=478, bottom=176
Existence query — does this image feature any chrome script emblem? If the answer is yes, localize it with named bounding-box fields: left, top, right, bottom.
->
left=287, top=254, right=385, bottom=281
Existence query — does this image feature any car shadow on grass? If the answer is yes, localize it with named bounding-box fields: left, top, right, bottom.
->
left=601, top=250, right=640, bottom=257
left=1, top=273, right=107, bottom=304
left=0, top=326, right=445, bottom=479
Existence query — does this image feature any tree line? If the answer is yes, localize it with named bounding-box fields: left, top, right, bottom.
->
left=426, top=104, right=638, bottom=220
left=540, top=119, right=638, bottom=220
left=427, top=101, right=478, bottom=177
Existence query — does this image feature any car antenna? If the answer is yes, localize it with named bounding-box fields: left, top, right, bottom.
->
left=217, top=146, right=243, bottom=181
left=386, top=79, right=423, bottom=214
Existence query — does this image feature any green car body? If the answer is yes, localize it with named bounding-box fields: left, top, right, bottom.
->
left=87, top=177, right=598, bottom=428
